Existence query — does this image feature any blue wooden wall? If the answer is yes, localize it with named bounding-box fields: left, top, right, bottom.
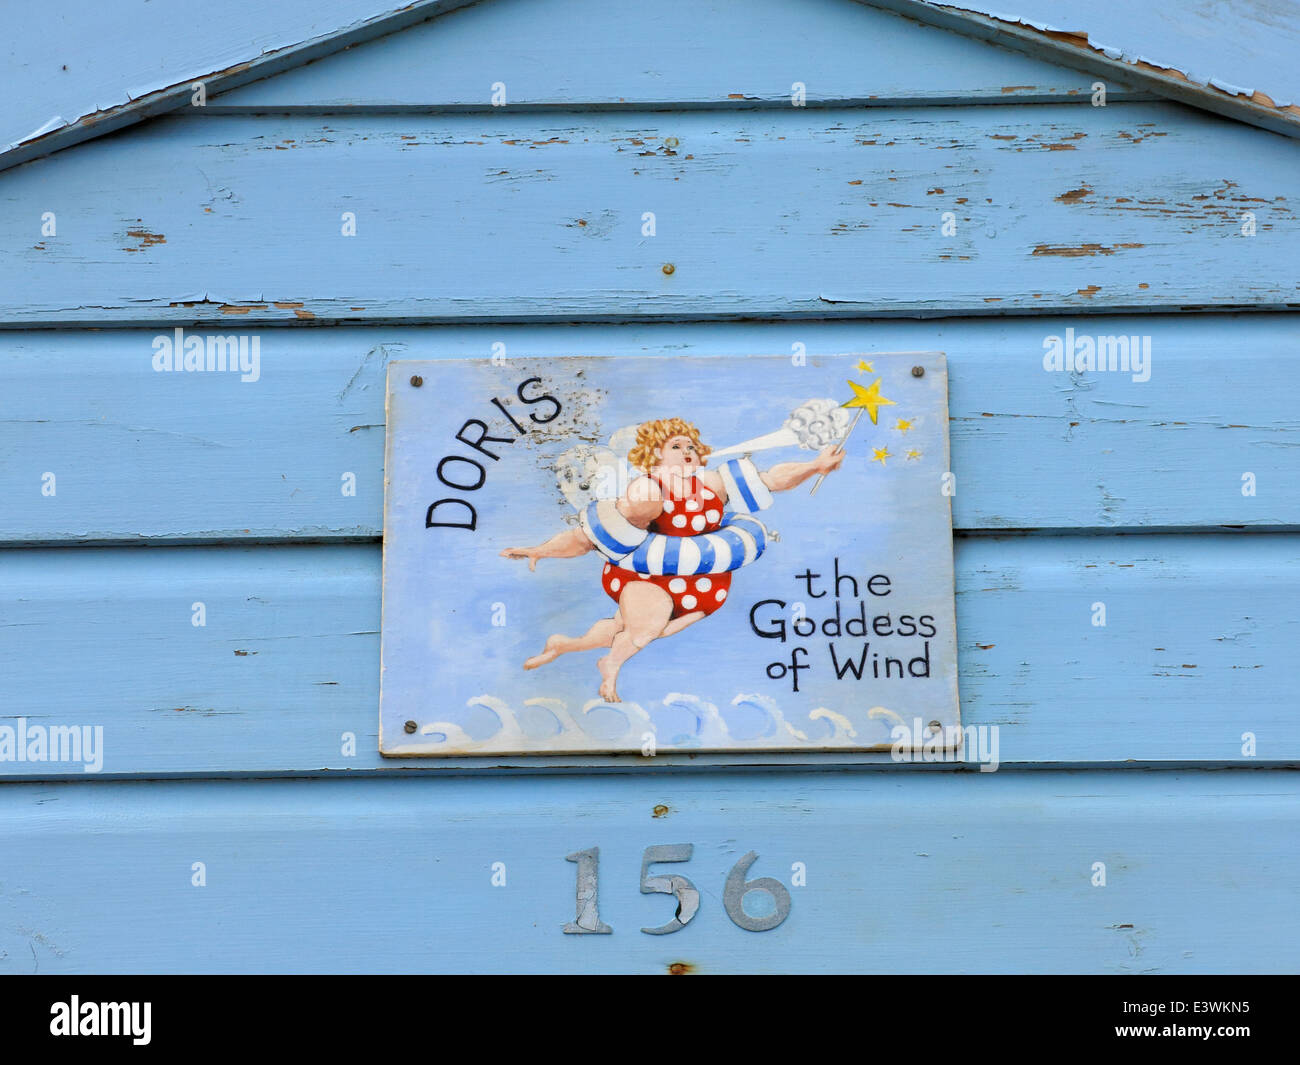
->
left=1, top=0, right=1297, bottom=973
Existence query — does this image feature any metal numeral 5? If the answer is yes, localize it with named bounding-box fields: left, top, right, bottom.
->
left=639, top=843, right=701, bottom=935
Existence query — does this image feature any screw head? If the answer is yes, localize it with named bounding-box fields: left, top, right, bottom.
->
left=404, top=720, right=418, bottom=734
left=410, top=375, right=423, bottom=387
left=911, top=365, right=925, bottom=377
left=662, top=263, right=675, bottom=275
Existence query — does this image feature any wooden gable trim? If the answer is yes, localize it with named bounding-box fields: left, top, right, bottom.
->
left=865, top=0, right=1300, bottom=139
left=5, top=0, right=1297, bottom=177
left=0, top=0, right=481, bottom=175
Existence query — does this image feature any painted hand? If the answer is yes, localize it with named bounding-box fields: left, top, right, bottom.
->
left=815, top=444, right=847, bottom=474
left=500, top=546, right=539, bottom=571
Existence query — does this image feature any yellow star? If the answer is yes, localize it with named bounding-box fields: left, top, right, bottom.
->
left=855, top=359, right=874, bottom=374
left=894, top=418, right=913, bottom=433
left=843, top=377, right=896, bottom=424
left=906, top=449, right=922, bottom=460
left=872, top=447, right=890, bottom=466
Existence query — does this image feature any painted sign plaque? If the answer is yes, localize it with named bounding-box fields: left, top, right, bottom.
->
left=380, top=352, right=957, bottom=757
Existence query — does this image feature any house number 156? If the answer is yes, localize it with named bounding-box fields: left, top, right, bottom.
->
left=563, top=845, right=792, bottom=934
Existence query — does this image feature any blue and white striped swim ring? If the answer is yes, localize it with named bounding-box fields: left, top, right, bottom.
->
left=578, top=458, right=774, bottom=577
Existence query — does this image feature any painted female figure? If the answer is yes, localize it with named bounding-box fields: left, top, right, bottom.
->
left=502, top=417, right=844, bottom=702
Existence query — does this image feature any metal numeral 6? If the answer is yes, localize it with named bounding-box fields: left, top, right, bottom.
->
left=722, top=850, right=792, bottom=932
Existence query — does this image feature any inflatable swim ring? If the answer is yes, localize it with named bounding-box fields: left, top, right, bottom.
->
left=579, top=457, right=775, bottom=577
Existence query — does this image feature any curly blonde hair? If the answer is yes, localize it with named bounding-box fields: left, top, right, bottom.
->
left=627, top=417, right=711, bottom=474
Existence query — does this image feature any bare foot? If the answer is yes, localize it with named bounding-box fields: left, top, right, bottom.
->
left=500, top=547, right=538, bottom=572
left=596, top=655, right=621, bottom=703
left=524, top=635, right=565, bottom=671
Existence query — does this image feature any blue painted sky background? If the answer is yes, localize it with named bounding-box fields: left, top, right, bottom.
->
left=381, top=352, right=957, bottom=754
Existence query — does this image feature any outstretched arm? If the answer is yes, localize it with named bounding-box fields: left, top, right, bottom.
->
left=760, top=444, right=845, bottom=493
left=501, top=476, right=663, bottom=572
left=501, top=527, right=593, bottom=571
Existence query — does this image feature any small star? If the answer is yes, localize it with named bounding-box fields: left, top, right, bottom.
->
left=843, top=378, right=896, bottom=424
left=855, top=359, right=874, bottom=374
left=906, top=449, right=922, bottom=460
left=872, top=447, right=891, bottom=466
left=894, top=418, right=913, bottom=433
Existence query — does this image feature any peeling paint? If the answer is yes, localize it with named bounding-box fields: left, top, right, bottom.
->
left=0, top=0, right=487, bottom=171
left=1055, top=185, right=1092, bottom=203
left=1033, top=243, right=1132, bottom=257
left=123, top=227, right=166, bottom=253
left=918, top=1, right=1300, bottom=132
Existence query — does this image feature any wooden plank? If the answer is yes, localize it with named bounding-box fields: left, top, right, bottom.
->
left=2, top=317, right=1295, bottom=544
left=0, top=535, right=1295, bottom=777
left=0, top=0, right=481, bottom=174
left=0, top=770, right=1295, bottom=972
left=4, top=104, right=1297, bottom=326
left=869, top=0, right=1300, bottom=139
left=210, top=0, right=1147, bottom=111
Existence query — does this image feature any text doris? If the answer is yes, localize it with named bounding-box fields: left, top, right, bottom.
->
left=423, top=376, right=562, bottom=531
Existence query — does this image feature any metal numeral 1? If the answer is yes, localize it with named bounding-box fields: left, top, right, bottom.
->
left=563, top=847, right=613, bottom=934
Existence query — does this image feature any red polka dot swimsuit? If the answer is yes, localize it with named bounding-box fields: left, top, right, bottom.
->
left=600, top=473, right=733, bottom=619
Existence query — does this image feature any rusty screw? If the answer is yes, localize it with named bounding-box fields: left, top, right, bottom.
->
left=404, top=720, right=417, bottom=734
left=662, top=263, right=675, bottom=275
left=911, top=365, right=924, bottom=377
left=410, top=375, right=423, bottom=387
